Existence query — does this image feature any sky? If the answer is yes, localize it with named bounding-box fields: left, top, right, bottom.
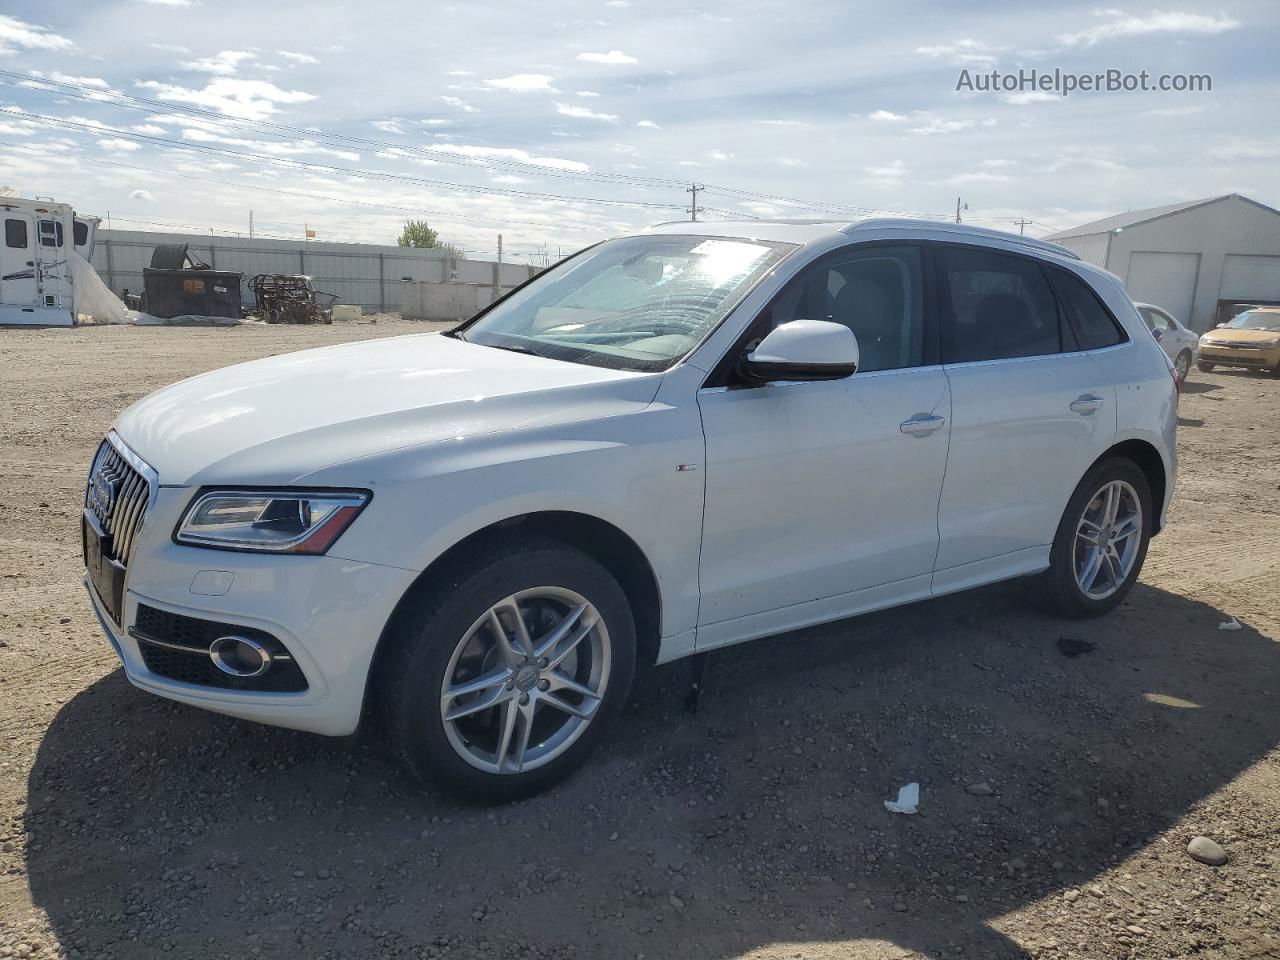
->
left=0, top=0, right=1274, bottom=262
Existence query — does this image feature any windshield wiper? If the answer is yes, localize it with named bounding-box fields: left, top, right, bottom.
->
left=482, top=342, right=546, bottom=358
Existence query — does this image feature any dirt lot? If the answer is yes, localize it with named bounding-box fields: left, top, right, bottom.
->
left=1, top=319, right=1278, bottom=960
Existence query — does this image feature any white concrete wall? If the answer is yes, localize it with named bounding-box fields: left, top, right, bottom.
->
left=400, top=282, right=496, bottom=321
left=92, top=229, right=540, bottom=312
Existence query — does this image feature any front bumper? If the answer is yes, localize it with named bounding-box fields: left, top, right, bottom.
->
left=1198, top=342, right=1280, bottom=369
left=86, top=486, right=418, bottom=736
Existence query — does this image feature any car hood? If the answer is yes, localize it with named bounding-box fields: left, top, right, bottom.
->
left=1203, top=328, right=1280, bottom=343
left=113, top=333, right=661, bottom=486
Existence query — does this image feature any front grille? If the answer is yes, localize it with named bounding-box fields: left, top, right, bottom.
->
left=131, top=604, right=309, bottom=693
left=85, top=437, right=152, bottom=566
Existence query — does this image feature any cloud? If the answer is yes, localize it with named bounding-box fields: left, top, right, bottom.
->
left=440, top=95, right=478, bottom=113
left=130, top=123, right=167, bottom=135
left=605, top=1, right=631, bottom=6
left=635, top=119, right=659, bottom=128
left=708, top=150, right=732, bottom=160
left=179, top=125, right=360, bottom=161
left=180, top=50, right=256, bottom=75
left=756, top=119, right=806, bottom=127
left=133, top=0, right=198, bottom=5
left=486, top=74, right=556, bottom=93
left=946, top=170, right=1012, bottom=184
left=577, top=50, right=637, bottom=64
left=97, top=137, right=141, bottom=152
left=277, top=50, right=318, bottom=65
left=1002, top=90, right=1059, bottom=105
left=575, top=90, right=600, bottom=97
left=555, top=102, right=618, bottom=121
left=136, top=77, right=316, bottom=120
left=865, top=159, right=908, bottom=181
left=868, top=109, right=907, bottom=122
left=429, top=143, right=590, bottom=172
left=129, top=189, right=156, bottom=201
left=1206, top=139, right=1280, bottom=162
left=490, top=174, right=531, bottom=184
left=1145, top=104, right=1204, bottom=117
left=915, top=38, right=1003, bottom=66
left=0, top=14, right=73, bottom=55
left=49, top=73, right=109, bottom=89
left=909, top=116, right=975, bottom=135
left=149, top=42, right=190, bottom=54
left=1058, top=10, right=1240, bottom=47
left=372, top=118, right=407, bottom=134
left=776, top=157, right=807, bottom=167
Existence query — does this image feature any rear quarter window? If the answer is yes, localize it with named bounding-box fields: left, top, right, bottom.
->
left=1052, top=269, right=1128, bottom=350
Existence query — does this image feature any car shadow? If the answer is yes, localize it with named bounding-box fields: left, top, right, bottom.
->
left=25, top=582, right=1280, bottom=959
left=1179, top=379, right=1222, bottom=395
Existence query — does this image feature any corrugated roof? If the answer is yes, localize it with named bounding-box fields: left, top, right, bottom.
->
left=1046, top=196, right=1233, bottom=239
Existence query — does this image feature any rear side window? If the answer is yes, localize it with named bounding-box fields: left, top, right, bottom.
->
left=39, top=220, right=63, bottom=247
left=73, top=220, right=89, bottom=247
left=1053, top=269, right=1127, bottom=350
left=4, top=219, right=26, bottom=249
left=939, top=246, right=1060, bottom=363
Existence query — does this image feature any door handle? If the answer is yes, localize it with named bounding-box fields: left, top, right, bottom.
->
left=1070, top=394, right=1104, bottom=415
left=900, top=414, right=946, bottom=436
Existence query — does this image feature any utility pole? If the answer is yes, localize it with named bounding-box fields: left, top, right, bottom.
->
left=249, top=209, right=254, bottom=239
left=1014, top=218, right=1032, bottom=235
left=494, top=233, right=503, bottom=300
left=955, top=197, right=967, bottom=224
left=687, top=183, right=704, bottom=222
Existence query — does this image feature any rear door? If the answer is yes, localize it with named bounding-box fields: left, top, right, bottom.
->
left=1, top=214, right=38, bottom=306
left=932, top=245, right=1119, bottom=588
left=697, top=243, right=950, bottom=627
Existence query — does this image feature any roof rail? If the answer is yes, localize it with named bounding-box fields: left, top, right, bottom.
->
left=845, top=218, right=1081, bottom=261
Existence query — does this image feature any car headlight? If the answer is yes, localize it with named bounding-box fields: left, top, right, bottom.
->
left=175, top=490, right=370, bottom=554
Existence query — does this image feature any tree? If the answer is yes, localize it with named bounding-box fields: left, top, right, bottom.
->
left=397, top=219, right=440, bottom=248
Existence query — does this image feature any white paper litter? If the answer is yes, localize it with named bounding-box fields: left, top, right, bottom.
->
left=1218, top=617, right=1243, bottom=631
left=884, top=782, right=919, bottom=815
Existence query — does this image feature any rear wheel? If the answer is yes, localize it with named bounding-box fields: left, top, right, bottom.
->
left=1042, top=459, right=1152, bottom=618
left=382, top=540, right=636, bottom=801
left=1196, top=360, right=1215, bottom=372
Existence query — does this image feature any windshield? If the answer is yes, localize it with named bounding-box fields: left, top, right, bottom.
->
left=1225, top=310, right=1280, bottom=332
left=458, top=234, right=796, bottom=371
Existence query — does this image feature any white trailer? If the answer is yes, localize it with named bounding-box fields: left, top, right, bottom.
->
left=0, top=196, right=99, bottom=326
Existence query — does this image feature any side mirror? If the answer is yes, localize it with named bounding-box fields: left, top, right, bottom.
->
left=743, top=319, right=859, bottom=383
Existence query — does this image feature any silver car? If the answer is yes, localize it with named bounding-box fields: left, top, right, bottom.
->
left=1135, top=302, right=1198, bottom=383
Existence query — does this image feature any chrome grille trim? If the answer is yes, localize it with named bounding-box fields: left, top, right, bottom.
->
left=85, top=432, right=158, bottom=566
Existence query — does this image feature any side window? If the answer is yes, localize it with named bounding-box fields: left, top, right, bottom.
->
left=1052, top=269, right=1127, bottom=350
left=73, top=220, right=89, bottom=247
left=769, top=245, right=925, bottom=372
left=1139, top=307, right=1169, bottom=332
left=4, top=219, right=27, bottom=249
left=39, top=220, right=64, bottom=248
left=939, top=246, right=1060, bottom=363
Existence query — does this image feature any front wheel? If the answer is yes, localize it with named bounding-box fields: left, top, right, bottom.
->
left=1196, top=360, right=1215, bottom=372
left=381, top=540, right=636, bottom=801
left=1042, top=459, right=1152, bottom=618
left=1173, top=350, right=1192, bottom=384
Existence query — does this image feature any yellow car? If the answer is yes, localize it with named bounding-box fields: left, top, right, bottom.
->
left=1197, top=308, right=1280, bottom=375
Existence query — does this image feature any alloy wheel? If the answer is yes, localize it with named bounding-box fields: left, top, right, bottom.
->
left=439, top=588, right=610, bottom=774
left=1073, top=479, right=1143, bottom=600
left=1174, top=352, right=1190, bottom=382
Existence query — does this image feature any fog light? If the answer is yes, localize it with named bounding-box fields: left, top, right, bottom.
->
left=209, top=635, right=273, bottom=678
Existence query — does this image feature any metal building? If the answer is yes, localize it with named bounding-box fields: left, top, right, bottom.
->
left=1047, top=194, right=1280, bottom=331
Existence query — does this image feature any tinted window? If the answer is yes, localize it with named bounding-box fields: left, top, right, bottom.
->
left=1053, top=269, right=1126, bottom=350
left=940, top=247, right=1060, bottom=363
left=73, top=220, right=89, bottom=247
left=4, top=219, right=26, bottom=249
left=769, top=245, right=924, bottom=372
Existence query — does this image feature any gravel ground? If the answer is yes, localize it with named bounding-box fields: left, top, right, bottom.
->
left=1, top=319, right=1278, bottom=960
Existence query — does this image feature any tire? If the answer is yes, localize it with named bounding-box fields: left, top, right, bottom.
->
left=1042, top=458, right=1153, bottom=618
left=1173, top=350, right=1192, bottom=384
left=1196, top=360, right=1215, bottom=372
left=381, top=538, right=636, bottom=801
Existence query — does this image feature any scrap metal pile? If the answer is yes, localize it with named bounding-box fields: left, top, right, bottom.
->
left=249, top=274, right=339, bottom=324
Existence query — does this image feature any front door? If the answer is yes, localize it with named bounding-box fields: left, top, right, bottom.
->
left=696, top=243, right=950, bottom=634
left=1, top=214, right=38, bottom=306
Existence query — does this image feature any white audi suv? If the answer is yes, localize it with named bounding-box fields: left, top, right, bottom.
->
left=83, top=219, right=1178, bottom=799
